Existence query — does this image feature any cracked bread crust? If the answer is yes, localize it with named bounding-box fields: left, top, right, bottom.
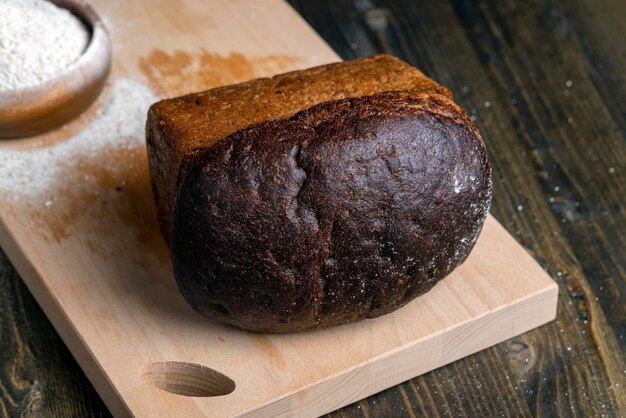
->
left=171, top=90, right=492, bottom=333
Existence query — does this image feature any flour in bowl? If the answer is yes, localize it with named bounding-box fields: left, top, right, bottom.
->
left=0, top=0, right=90, bottom=91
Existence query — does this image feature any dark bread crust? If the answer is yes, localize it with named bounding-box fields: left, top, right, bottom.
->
left=146, top=55, right=450, bottom=240
left=171, top=90, right=492, bottom=333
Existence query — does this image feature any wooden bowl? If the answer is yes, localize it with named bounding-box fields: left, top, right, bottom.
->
left=0, top=0, right=111, bottom=139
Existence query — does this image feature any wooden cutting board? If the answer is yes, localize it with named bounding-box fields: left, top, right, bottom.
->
left=0, top=0, right=558, bottom=416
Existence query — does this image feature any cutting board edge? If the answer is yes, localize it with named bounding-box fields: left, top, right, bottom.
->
left=0, top=216, right=133, bottom=418
left=235, top=280, right=558, bottom=418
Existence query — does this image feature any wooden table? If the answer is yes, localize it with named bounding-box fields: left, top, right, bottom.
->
left=1, top=0, right=624, bottom=416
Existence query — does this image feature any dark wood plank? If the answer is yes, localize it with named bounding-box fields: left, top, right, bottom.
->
left=0, top=249, right=111, bottom=417
left=0, top=0, right=624, bottom=416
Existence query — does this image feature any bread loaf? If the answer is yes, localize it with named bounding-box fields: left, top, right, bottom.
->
left=146, top=55, right=492, bottom=333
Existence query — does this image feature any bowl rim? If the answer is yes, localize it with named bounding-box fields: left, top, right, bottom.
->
left=0, top=0, right=112, bottom=139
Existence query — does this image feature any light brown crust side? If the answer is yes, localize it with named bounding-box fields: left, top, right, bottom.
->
left=146, top=54, right=451, bottom=240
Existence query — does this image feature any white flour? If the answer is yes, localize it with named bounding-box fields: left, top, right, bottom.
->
left=0, top=0, right=90, bottom=91
left=0, top=79, right=157, bottom=199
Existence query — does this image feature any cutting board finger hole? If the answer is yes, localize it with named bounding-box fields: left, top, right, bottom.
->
left=140, top=361, right=236, bottom=397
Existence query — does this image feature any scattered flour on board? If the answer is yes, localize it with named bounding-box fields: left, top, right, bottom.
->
left=0, top=0, right=90, bottom=91
left=0, top=79, right=157, bottom=200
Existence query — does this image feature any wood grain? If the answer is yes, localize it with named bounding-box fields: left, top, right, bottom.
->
left=0, top=0, right=623, bottom=416
left=0, top=250, right=108, bottom=417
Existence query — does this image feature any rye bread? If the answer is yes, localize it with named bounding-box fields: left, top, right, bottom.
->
left=146, top=55, right=492, bottom=332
